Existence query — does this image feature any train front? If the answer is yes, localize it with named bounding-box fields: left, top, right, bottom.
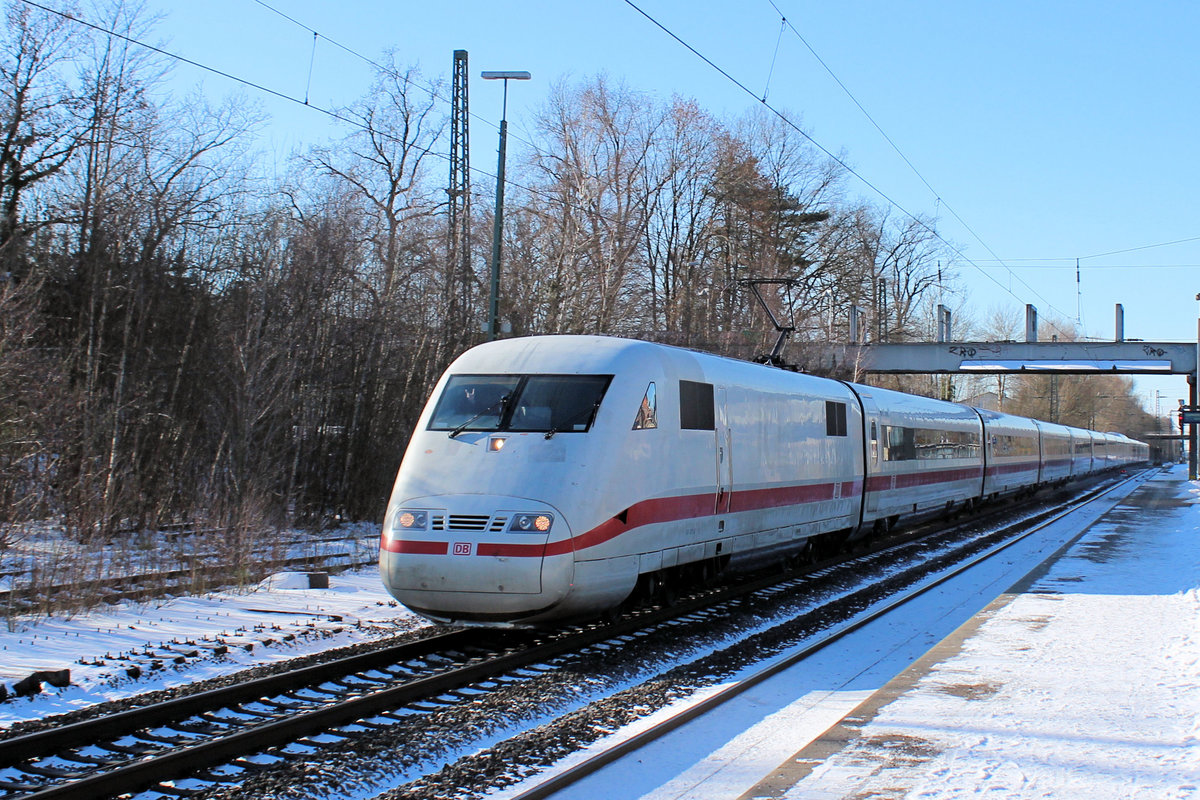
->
left=378, top=338, right=638, bottom=626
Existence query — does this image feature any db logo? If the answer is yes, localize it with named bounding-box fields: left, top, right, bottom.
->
left=452, top=542, right=472, bottom=556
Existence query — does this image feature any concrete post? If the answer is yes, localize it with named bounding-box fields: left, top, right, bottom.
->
left=1193, top=315, right=1199, bottom=480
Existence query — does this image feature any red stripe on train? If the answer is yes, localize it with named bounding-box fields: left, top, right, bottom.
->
left=865, top=466, right=983, bottom=492
left=380, top=538, right=449, bottom=555
left=384, top=477, right=867, bottom=559
left=388, top=465, right=1013, bottom=559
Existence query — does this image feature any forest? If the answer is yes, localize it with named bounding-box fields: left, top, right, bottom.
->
left=0, top=1, right=1158, bottom=544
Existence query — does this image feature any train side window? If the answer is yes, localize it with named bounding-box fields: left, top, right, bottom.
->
left=915, top=428, right=981, bottom=459
left=992, top=433, right=1037, bottom=458
left=825, top=401, right=848, bottom=436
left=886, top=426, right=917, bottom=461
left=633, top=382, right=658, bottom=430
left=679, top=380, right=715, bottom=430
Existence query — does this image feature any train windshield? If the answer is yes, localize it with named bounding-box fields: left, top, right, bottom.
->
left=429, top=374, right=613, bottom=434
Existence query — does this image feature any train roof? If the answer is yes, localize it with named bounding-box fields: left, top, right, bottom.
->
left=446, top=336, right=1150, bottom=446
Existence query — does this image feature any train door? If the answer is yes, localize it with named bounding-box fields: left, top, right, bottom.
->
left=716, top=387, right=732, bottom=515
left=1033, top=420, right=1046, bottom=484
left=858, top=394, right=882, bottom=514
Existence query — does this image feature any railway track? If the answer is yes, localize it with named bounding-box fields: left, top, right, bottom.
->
left=0, top=474, right=1143, bottom=799
left=0, top=538, right=376, bottom=612
left=0, top=601, right=723, bottom=797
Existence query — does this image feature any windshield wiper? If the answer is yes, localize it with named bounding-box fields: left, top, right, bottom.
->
left=449, top=395, right=510, bottom=439
left=544, top=401, right=600, bottom=439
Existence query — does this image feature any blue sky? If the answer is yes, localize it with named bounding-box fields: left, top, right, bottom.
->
left=136, top=0, right=1198, bottom=419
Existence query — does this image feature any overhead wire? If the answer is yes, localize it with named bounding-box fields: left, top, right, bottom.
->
left=976, top=233, right=1200, bottom=265
left=246, top=0, right=546, bottom=156
left=15, top=0, right=601, bottom=233
left=978, top=263, right=1200, bottom=270
left=216, top=0, right=645, bottom=230
left=21, top=0, right=552, bottom=202
left=621, top=0, right=1083, bottom=338
left=1078, top=235, right=1200, bottom=261
left=760, top=0, right=1078, bottom=333
left=21, top=0, right=319, bottom=112
left=761, top=14, right=786, bottom=102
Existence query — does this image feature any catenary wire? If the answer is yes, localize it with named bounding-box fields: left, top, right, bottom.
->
left=621, top=0, right=1078, bottom=338
left=16, top=0, right=609, bottom=237
left=26, top=0, right=685, bottom=257
left=27, top=0, right=1117, bottom=341
left=974, top=234, right=1200, bottom=265
left=246, top=0, right=545, bottom=155
left=10, top=0, right=915, bottom=302
left=761, top=0, right=1077, bottom=334
left=985, top=263, right=1200, bottom=271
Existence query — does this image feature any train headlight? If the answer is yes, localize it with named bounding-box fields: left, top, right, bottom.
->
left=395, top=510, right=428, bottom=530
left=509, top=513, right=553, bottom=533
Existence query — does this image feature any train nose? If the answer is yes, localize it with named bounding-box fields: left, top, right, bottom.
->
left=378, top=496, right=572, bottom=622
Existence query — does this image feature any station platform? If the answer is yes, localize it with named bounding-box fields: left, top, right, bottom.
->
left=739, top=464, right=1200, bottom=799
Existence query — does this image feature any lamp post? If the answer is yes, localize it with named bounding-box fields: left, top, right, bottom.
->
left=481, top=70, right=531, bottom=341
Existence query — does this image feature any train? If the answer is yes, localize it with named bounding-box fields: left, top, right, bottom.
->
left=379, top=335, right=1148, bottom=626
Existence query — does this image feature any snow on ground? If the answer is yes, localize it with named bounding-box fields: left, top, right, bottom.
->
left=0, top=551, right=426, bottom=726
left=508, top=466, right=1200, bottom=800
left=0, top=521, right=380, bottom=594
left=787, top=464, right=1200, bottom=799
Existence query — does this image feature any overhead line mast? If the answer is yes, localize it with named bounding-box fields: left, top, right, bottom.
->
left=448, top=49, right=471, bottom=335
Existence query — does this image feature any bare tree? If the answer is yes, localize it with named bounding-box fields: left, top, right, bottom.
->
left=638, top=97, right=723, bottom=341
left=306, top=56, right=448, bottom=518
left=0, top=272, right=64, bottom=542
left=522, top=75, right=665, bottom=333
left=0, top=1, right=81, bottom=277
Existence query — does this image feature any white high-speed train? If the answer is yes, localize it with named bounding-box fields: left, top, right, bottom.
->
left=379, top=336, right=1147, bottom=626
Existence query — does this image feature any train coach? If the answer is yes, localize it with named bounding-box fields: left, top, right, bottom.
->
left=379, top=335, right=1147, bottom=626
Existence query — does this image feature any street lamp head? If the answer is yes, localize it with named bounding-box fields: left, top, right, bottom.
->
left=482, top=71, right=531, bottom=80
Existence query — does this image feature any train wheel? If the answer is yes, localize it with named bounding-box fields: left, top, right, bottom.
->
left=640, top=572, right=678, bottom=607
left=660, top=579, right=679, bottom=607
left=637, top=573, right=661, bottom=605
